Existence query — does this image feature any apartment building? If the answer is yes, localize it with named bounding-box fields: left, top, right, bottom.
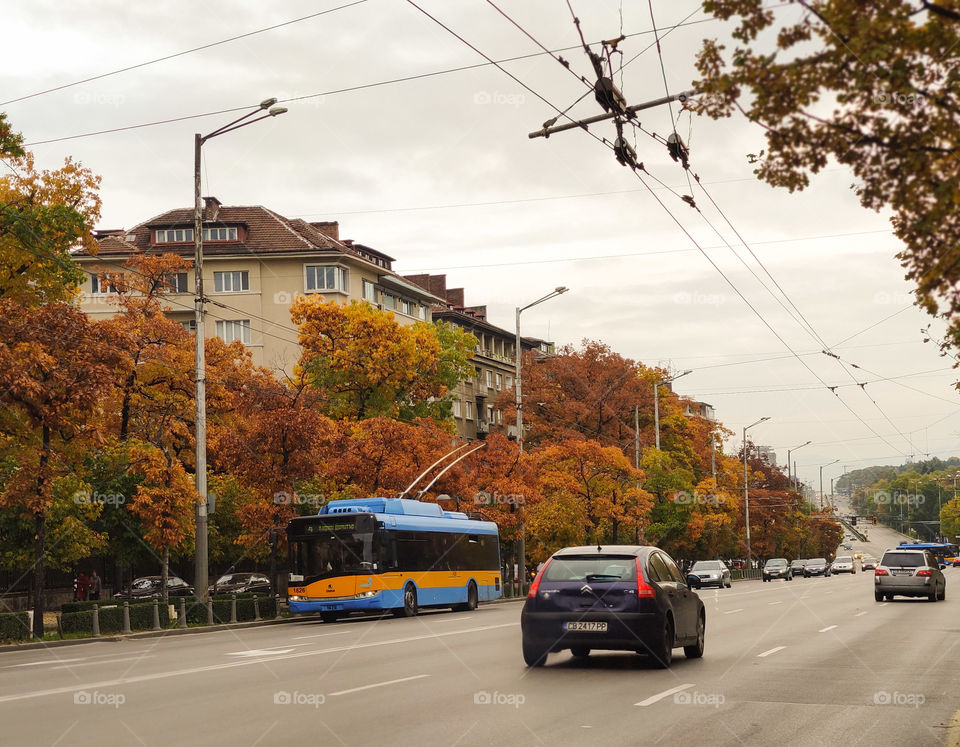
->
left=75, top=198, right=442, bottom=373
left=405, top=274, right=554, bottom=441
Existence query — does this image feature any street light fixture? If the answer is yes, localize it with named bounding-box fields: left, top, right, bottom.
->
left=787, top=440, right=811, bottom=493
left=513, top=286, right=567, bottom=595
left=193, top=99, right=287, bottom=602
left=654, top=370, right=692, bottom=450
left=743, top=416, right=770, bottom=570
left=818, top=459, right=839, bottom=511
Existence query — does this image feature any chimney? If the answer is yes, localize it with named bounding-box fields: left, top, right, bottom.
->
left=427, top=274, right=447, bottom=300
left=446, top=288, right=465, bottom=308
left=310, top=221, right=339, bottom=241
left=464, top=305, right=487, bottom=321
left=203, top=196, right=221, bottom=221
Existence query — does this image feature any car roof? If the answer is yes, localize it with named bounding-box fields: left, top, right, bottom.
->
left=552, top=545, right=651, bottom=558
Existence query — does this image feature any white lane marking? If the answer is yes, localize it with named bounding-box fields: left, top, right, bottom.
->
left=51, top=655, right=155, bottom=670
left=757, top=646, right=786, bottom=658
left=425, top=616, right=473, bottom=624
left=3, top=658, right=87, bottom=669
left=855, top=611, right=868, bottom=617
left=768, top=601, right=782, bottom=606
left=329, top=674, right=429, bottom=696
left=292, top=630, right=355, bottom=640
left=226, top=647, right=296, bottom=657
left=723, top=609, right=744, bottom=615
left=819, top=625, right=837, bottom=633
left=635, top=683, right=695, bottom=707
left=0, top=622, right=518, bottom=704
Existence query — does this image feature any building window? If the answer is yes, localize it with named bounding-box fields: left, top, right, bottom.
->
left=214, top=270, right=249, bottom=293
left=156, top=228, right=194, bottom=243
left=486, top=370, right=494, bottom=388
left=381, top=293, right=396, bottom=310
left=90, top=273, right=122, bottom=294
left=179, top=319, right=197, bottom=333
left=305, top=265, right=347, bottom=293
left=399, top=299, right=412, bottom=316
left=495, top=373, right=503, bottom=389
left=203, top=227, right=237, bottom=241
left=453, top=399, right=462, bottom=418
left=465, top=401, right=473, bottom=421
left=165, top=273, right=188, bottom=293
left=362, top=280, right=377, bottom=303
left=496, top=409, right=502, bottom=425
left=215, top=319, right=251, bottom=344
left=418, top=305, right=426, bottom=320
left=486, top=405, right=494, bottom=423
left=505, top=375, right=513, bottom=390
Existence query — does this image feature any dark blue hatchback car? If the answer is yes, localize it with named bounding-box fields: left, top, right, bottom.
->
left=521, top=545, right=706, bottom=668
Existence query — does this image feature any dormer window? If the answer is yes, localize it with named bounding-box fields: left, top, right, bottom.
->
left=203, top=227, right=237, bottom=241
left=156, top=228, right=193, bottom=243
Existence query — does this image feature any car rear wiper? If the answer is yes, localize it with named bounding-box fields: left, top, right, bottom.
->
left=584, top=574, right=620, bottom=582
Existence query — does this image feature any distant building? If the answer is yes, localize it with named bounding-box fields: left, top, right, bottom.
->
left=405, top=274, right=553, bottom=441
left=755, top=445, right=777, bottom=467
left=683, top=400, right=715, bottom=420
left=74, top=198, right=442, bottom=373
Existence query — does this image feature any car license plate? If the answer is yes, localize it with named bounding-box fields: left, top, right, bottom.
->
left=892, top=570, right=912, bottom=576
left=564, top=621, right=607, bottom=632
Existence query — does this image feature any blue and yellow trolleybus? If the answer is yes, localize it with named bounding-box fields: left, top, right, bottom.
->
left=287, top=497, right=502, bottom=621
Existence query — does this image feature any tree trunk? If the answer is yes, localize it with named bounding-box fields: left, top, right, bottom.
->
left=161, top=546, right=169, bottom=606
left=32, top=510, right=45, bottom=639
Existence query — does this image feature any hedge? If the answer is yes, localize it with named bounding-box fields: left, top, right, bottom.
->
left=0, top=612, right=30, bottom=642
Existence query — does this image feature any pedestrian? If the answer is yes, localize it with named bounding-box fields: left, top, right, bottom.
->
left=89, top=570, right=102, bottom=601
left=76, top=571, right=90, bottom=601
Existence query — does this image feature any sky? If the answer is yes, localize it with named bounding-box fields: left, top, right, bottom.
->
left=3, top=0, right=958, bottom=494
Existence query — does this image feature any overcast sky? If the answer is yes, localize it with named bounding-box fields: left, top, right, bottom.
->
left=4, top=0, right=958, bottom=493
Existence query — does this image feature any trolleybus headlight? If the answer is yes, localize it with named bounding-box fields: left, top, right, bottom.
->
left=354, top=591, right=378, bottom=599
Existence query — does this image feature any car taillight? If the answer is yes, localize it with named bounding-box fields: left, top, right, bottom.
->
left=527, top=558, right=552, bottom=598
left=874, top=568, right=888, bottom=576
left=635, top=558, right=655, bottom=598
left=916, top=569, right=932, bottom=577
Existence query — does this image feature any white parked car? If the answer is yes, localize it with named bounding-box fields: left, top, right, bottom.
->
left=831, top=556, right=857, bottom=574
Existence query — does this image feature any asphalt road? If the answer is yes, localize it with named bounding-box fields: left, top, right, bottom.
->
left=2, top=525, right=958, bottom=746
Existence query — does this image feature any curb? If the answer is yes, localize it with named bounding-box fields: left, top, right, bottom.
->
left=2, top=597, right=526, bottom=651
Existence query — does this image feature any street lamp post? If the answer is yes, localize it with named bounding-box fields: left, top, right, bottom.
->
left=514, top=286, right=568, bottom=595
left=654, top=370, right=691, bottom=450
left=193, top=98, right=287, bottom=602
left=743, top=416, right=770, bottom=569
left=818, top=459, right=839, bottom=511
left=787, top=440, right=811, bottom=493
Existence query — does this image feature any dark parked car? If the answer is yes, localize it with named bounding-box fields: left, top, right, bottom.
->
left=521, top=545, right=705, bottom=668
left=762, top=558, right=792, bottom=582
left=208, top=572, right=271, bottom=596
left=114, top=575, right=194, bottom=599
left=803, top=558, right=831, bottom=577
left=874, top=548, right=946, bottom=602
left=686, top=560, right=732, bottom=589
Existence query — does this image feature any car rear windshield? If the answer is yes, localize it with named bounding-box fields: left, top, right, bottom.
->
left=691, top=561, right=722, bottom=571
left=881, top=552, right=926, bottom=568
left=543, top=557, right=637, bottom=582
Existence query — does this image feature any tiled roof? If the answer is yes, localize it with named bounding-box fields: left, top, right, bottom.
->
left=83, top=204, right=356, bottom=258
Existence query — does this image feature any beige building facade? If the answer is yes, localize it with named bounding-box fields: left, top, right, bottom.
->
left=75, top=198, right=442, bottom=375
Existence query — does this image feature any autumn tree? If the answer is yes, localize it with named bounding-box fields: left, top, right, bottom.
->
left=0, top=114, right=101, bottom=307
left=0, top=302, right=120, bottom=635
left=126, top=442, right=198, bottom=604
left=291, top=298, right=475, bottom=421
left=694, top=1, right=960, bottom=359
left=530, top=439, right=652, bottom=559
